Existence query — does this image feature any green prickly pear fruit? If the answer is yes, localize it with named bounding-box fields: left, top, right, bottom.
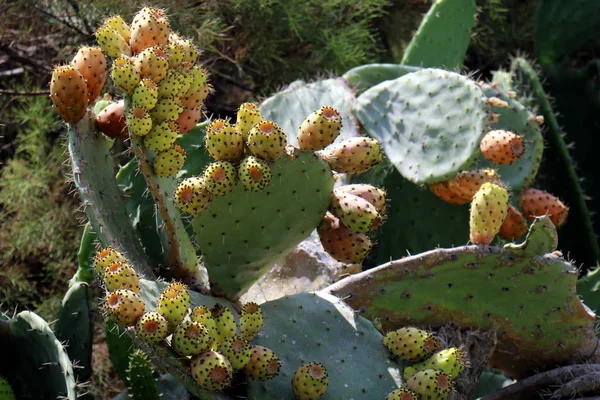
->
left=0, top=376, right=15, bottom=400
left=176, top=39, right=200, bottom=66
left=158, top=69, right=191, bottom=98
left=383, top=327, right=440, bottom=362
left=153, top=145, right=186, bottom=177
left=236, top=102, right=263, bottom=140
left=143, top=120, right=179, bottom=152
left=172, top=320, right=212, bottom=356
left=182, top=65, right=210, bottom=107
left=335, top=184, right=386, bottom=214
left=95, top=25, right=131, bottom=58
left=291, top=362, right=329, bottom=400
left=176, top=107, right=202, bottom=134
left=247, top=120, right=287, bottom=161
left=96, top=99, right=128, bottom=139
left=103, top=15, right=131, bottom=43
left=330, top=190, right=380, bottom=234
left=240, top=302, right=263, bottom=341
left=403, top=347, right=469, bottom=381
left=130, top=7, right=170, bottom=54
left=166, top=42, right=184, bottom=67
left=406, top=369, right=452, bottom=400
left=219, top=336, right=253, bottom=369
left=110, top=57, right=140, bottom=94
left=50, top=65, right=88, bottom=123
left=103, top=262, right=140, bottom=293
left=190, top=351, right=233, bottom=392
left=469, top=182, right=509, bottom=245
left=205, top=119, right=244, bottom=161
left=203, top=161, right=237, bottom=196
left=150, top=96, right=184, bottom=123
left=239, top=156, right=272, bottom=192
left=71, top=46, right=107, bottom=103
left=135, top=311, right=169, bottom=344
left=321, top=137, right=382, bottom=174
left=104, top=289, right=145, bottom=327
left=210, top=304, right=237, bottom=344
left=499, top=204, right=528, bottom=241
left=134, top=46, right=169, bottom=83
left=244, top=345, right=281, bottom=380
left=127, top=107, right=153, bottom=137
left=385, top=387, right=420, bottom=400
left=132, top=79, right=158, bottom=110
left=317, top=212, right=372, bottom=264
left=174, top=177, right=213, bottom=214
left=480, top=130, right=525, bottom=165
left=520, top=188, right=569, bottom=228
left=298, top=106, right=342, bottom=151
left=93, top=247, right=126, bottom=277
left=190, top=306, right=219, bottom=341
left=157, top=281, right=190, bottom=328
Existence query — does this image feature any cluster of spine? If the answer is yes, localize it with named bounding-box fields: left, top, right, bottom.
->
left=383, top=327, right=468, bottom=400
left=0, top=376, right=15, bottom=400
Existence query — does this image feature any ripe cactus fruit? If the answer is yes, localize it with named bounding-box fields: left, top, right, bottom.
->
left=244, top=345, right=281, bottom=380
left=0, top=376, right=15, bottom=400
left=135, top=311, right=169, bottom=344
left=298, top=106, right=342, bottom=151
left=236, top=102, right=263, bottom=140
left=406, top=369, right=452, bottom=400
left=96, top=99, right=128, bottom=139
left=240, top=302, right=263, bottom=341
left=520, top=188, right=569, bottom=228
left=321, top=137, right=382, bottom=174
left=50, top=65, right=88, bottom=123
left=93, top=247, right=127, bottom=277
left=317, top=212, right=373, bottom=264
left=143, top=120, right=179, bottom=152
left=499, top=204, right=528, bottom=241
left=469, top=182, right=510, bottom=245
left=383, top=327, right=440, bottom=362
left=480, top=130, right=525, bottom=165
left=104, top=289, right=145, bottom=327
left=203, top=161, right=238, bottom=196
left=157, top=281, right=190, bottom=328
left=103, top=15, right=131, bottom=43
left=219, top=336, right=253, bottom=369
left=110, top=57, right=140, bottom=94
left=385, top=387, right=420, bottom=400
left=127, top=107, right=153, bottom=136
left=176, top=107, right=202, bottom=134
left=183, top=65, right=211, bottom=106
left=403, top=347, right=468, bottom=380
left=205, top=119, right=244, bottom=161
left=247, top=121, right=287, bottom=161
left=95, top=25, right=131, bottom=58
left=174, top=177, right=213, bottom=214
left=134, top=47, right=169, bottom=83
left=444, top=169, right=500, bottom=205
left=429, top=180, right=466, bottom=205
left=210, top=304, right=237, bottom=343
left=172, top=320, right=212, bottom=356
left=157, top=70, right=190, bottom=98
left=182, top=89, right=211, bottom=109
left=190, top=306, right=218, bottom=340
left=177, top=39, right=200, bottom=66
left=330, top=190, right=380, bottom=234
left=239, top=156, right=272, bottom=192
left=153, top=145, right=186, bottom=177
left=71, top=46, right=107, bottom=103
left=130, top=7, right=170, bottom=54
left=150, top=96, right=184, bottom=123
left=335, top=184, right=386, bottom=214
left=190, top=351, right=233, bottom=392
left=132, top=79, right=158, bottom=110
left=291, top=362, right=329, bottom=400
left=103, top=262, right=140, bottom=293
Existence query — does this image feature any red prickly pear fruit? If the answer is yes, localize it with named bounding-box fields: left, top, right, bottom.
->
left=219, top=336, right=253, bottom=370
left=153, top=144, right=186, bottom=177
left=135, top=311, right=169, bottom=344
left=317, top=212, right=372, bottom=264
left=239, top=156, right=272, bottom=192
left=157, top=281, right=190, bottom=329
left=480, top=130, right=525, bottom=165
left=72, top=46, right=107, bottom=103
left=292, top=362, right=329, bottom=400
left=127, top=107, right=152, bottom=137
left=93, top=247, right=127, bottom=277
left=298, top=106, right=342, bottom=151
left=430, top=169, right=500, bottom=205
left=132, top=79, right=158, bottom=110
left=244, top=345, right=281, bottom=380
left=103, top=262, right=140, bottom=293
left=174, top=177, right=212, bottom=215
left=103, top=15, right=131, bottom=43
left=406, top=369, right=452, bottom=400
left=95, top=25, right=131, bottom=58
left=210, top=304, right=237, bottom=344
left=176, top=107, right=202, bottom=134
left=321, top=137, right=382, bottom=174
left=385, top=387, right=420, bottom=400
left=130, top=7, right=170, bottom=54
left=330, top=190, right=380, bottom=234
left=498, top=204, right=528, bottom=241
left=191, top=351, right=233, bottom=392
left=143, top=120, right=179, bottom=152
left=236, top=102, right=263, bottom=140
left=335, top=184, right=386, bottom=214
left=96, top=99, right=128, bottom=139
left=469, top=182, right=510, bottom=245
left=519, top=188, right=568, bottom=228
left=190, top=306, right=218, bottom=340
left=240, top=302, right=263, bottom=341
left=203, top=161, right=238, bottom=196
left=247, top=120, right=287, bottom=161
left=110, top=57, right=140, bottom=94
left=383, top=327, right=440, bottom=362
left=403, top=347, right=469, bottom=381
left=205, top=119, right=244, bottom=161
left=150, top=96, right=184, bottom=123
left=172, top=320, right=212, bottom=356
left=104, top=289, right=145, bottom=327
left=133, top=46, right=169, bottom=83
left=49, top=65, right=89, bottom=123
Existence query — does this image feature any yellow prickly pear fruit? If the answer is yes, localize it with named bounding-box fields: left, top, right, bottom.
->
left=240, top=302, right=263, bottom=341
left=132, top=79, right=159, bottom=110
left=298, top=106, right=342, bottom=151
left=383, top=327, right=440, bottom=362
left=95, top=25, right=131, bottom=58
left=247, top=121, right=287, bottom=161
left=93, top=247, right=127, bottom=277
left=235, top=102, right=263, bottom=140
left=174, top=177, right=213, bottom=215
left=49, top=65, right=88, bottom=123
left=127, top=107, right=153, bottom=137
left=133, top=46, right=170, bottom=84
left=210, top=304, right=237, bottom=345
left=110, top=57, right=140, bottom=94
left=403, top=347, right=469, bottom=381
left=103, top=262, right=140, bottom=293
left=153, top=145, right=186, bottom=177
left=104, top=15, right=131, bottom=43
left=190, top=306, right=219, bottom=341
left=292, top=362, right=329, bottom=400
left=104, top=289, right=145, bottom=327
left=244, top=345, right=281, bottom=380
left=157, top=281, right=190, bottom=329
left=469, top=182, right=509, bottom=245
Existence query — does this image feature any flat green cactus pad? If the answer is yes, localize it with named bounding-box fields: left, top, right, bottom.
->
left=342, top=63, right=419, bottom=95
left=247, top=291, right=403, bottom=399
left=355, top=69, right=489, bottom=184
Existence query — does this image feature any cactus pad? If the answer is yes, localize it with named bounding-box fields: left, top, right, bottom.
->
left=342, top=63, right=419, bottom=95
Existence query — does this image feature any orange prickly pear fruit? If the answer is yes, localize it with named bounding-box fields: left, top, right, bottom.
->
left=480, top=130, right=525, bottom=165
left=317, top=212, right=372, bottom=264
left=519, top=188, right=568, bottom=228
left=498, top=204, right=528, bottom=241
left=176, top=107, right=202, bottom=134
left=429, top=169, right=500, bottom=205
left=71, top=46, right=107, bottom=103
left=50, top=65, right=89, bottom=123
left=130, top=7, right=170, bottom=54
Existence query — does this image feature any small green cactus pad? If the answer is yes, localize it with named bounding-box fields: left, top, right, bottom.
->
left=192, top=151, right=335, bottom=299
left=504, top=216, right=558, bottom=256
left=401, top=0, right=476, bottom=69
left=105, top=320, right=135, bottom=382
left=127, top=350, right=159, bottom=400
left=113, top=374, right=188, bottom=400
left=326, top=219, right=598, bottom=378
left=342, top=64, right=419, bottom=95
left=354, top=69, right=489, bottom=184
left=247, top=291, right=403, bottom=399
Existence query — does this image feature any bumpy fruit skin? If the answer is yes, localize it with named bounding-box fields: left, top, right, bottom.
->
left=132, top=79, right=159, bottom=110
left=172, top=320, right=212, bottom=356
left=385, top=387, right=420, bottom=400
left=240, top=302, right=263, bottom=341
left=403, top=347, right=468, bottom=380
left=175, top=177, right=213, bottom=214
left=135, top=311, right=169, bottom=344
left=335, top=184, right=386, bottom=214
left=469, top=182, right=509, bottom=245
left=317, top=212, right=372, bottom=264
left=205, top=119, right=244, bottom=161
left=247, top=120, right=287, bottom=161
left=176, top=107, right=202, bottom=134
left=406, top=369, right=452, bottom=400
left=236, top=103, right=263, bottom=140
left=50, top=65, right=89, bottom=123
left=480, top=130, right=525, bottom=165
left=143, top=120, right=179, bottom=152
left=104, top=289, right=145, bottom=327
left=127, top=107, right=153, bottom=136
left=130, top=7, right=170, bottom=54
left=153, top=145, right=186, bottom=177
left=0, top=376, right=15, bottom=400
left=104, top=15, right=131, bottom=43
left=298, top=106, right=342, bottom=151
left=321, top=137, right=382, bottom=174
left=244, top=345, right=281, bottom=380
left=93, top=247, right=126, bottom=277
left=95, top=25, right=131, bottom=58
left=219, top=336, right=253, bottom=369
left=383, top=327, right=440, bottom=362
left=498, top=204, right=528, bottom=241
left=190, top=351, right=233, bottom=392
left=134, top=47, right=170, bottom=83
left=190, top=306, right=219, bottom=341
left=520, top=188, right=568, bottom=228
left=150, top=96, right=184, bottom=123
left=166, top=42, right=184, bottom=67
left=110, top=57, right=140, bottom=94
left=96, top=100, right=128, bottom=139
left=71, top=46, right=107, bottom=103
left=430, top=169, right=500, bottom=205
left=203, top=161, right=238, bottom=196
left=157, top=281, right=190, bottom=328
left=103, top=262, right=140, bottom=293
left=177, top=39, right=200, bottom=66
left=157, top=70, right=190, bottom=98
left=210, top=304, right=237, bottom=344
left=292, top=362, right=329, bottom=400
left=330, top=190, right=380, bottom=234
left=239, top=156, right=272, bottom=192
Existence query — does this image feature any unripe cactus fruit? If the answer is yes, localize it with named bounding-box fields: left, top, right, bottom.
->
left=95, top=25, right=131, bottom=58
left=406, top=369, right=452, bottom=400
left=103, top=15, right=131, bottom=43
left=135, top=311, right=169, bottom=344
left=236, top=102, right=263, bottom=140
left=403, top=347, right=468, bottom=380
left=103, top=262, right=140, bottom=293
left=498, top=204, right=528, bottom=241
left=190, top=306, right=218, bottom=341
left=210, top=304, right=237, bottom=343
left=110, top=57, right=140, bottom=94
left=240, top=302, right=263, bottom=341
left=519, top=188, right=568, bottom=228
left=335, top=184, right=387, bottom=214
left=172, top=320, right=212, bottom=356
left=93, top=247, right=126, bottom=277
left=205, top=119, right=244, bottom=161
left=174, top=177, right=213, bottom=214
left=127, top=107, right=153, bottom=136
left=430, top=169, right=500, bottom=205
left=469, top=182, right=510, bottom=245
left=176, top=39, right=200, bottom=66
left=50, top=65, right=89, bottom=123
left=182, top=88, right=211, bottom=109
left=480, top=130, right=525, bottom=165
left=321, top=137, right=382, bottom=174
left=247, top=120, right=287, bottom=161
left=291, top=362, right=329, bottom=400
left=239, top=156, right=272, bottom=192
left=385, top=387, right=420, bottom=400
left=143, top=120, right=179, bottom=152
left=176, top=107, right=202, bottom=134
left=157, top=70, right=190, bottom=98
left=219, top=336, right=253, bottom=369
left=71, top=46, right=107, bottom=103
left=132, top=79, right=159, bottom=110
left=150, top=96, right=184, bottom=123
left=0, top=376, right=15, bottom=400
left=183, top=65, right=211, bottom=106
left=134, top=47, right=169, bottom=83
left=96, top=99, right=128, bottom=139
left=157, top=281, right=190, bottom=328
left=130, top=7, right=170, bottom=54
left=190, top=351, right=233, bottom=392
left=104, top=289, right=145, bottom=327
left=298, top=106, right=342, bottom=151
left=166, top=42, right=184, bottom=67
left=203, top=161, right=238, bottom=196
left=330, top=190, right=380, bottom=234
left=244, top=345, right=281, bottom=380
left=383, top=327, right=440, bottom=362
left=153, top=145, right=186, bottom=177
left=317, top=212, right=372, bottom=264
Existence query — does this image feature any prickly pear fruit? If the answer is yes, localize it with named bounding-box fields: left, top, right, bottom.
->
left=298, top=106, right=342, bottom=151
left=244, top=345, right=281, bottom=380
left=520, top=188, right=568, bottom=228
left=240, top=302, right=263, bottom=341
left=403, top=347, right=468, bottom=380
left=446, top=169, right=500, bottom=205
left=110, top=57, right=140, bottom=94
left=157, top=70, right=190, bottom=98
left=166, top=42, right=184, bottom=67
left=93, top=247, right=126, bottom=277
left=191, top=351, right=233, bottom=392
left=292, top=362, right=329, bottom=400
left=320, top=137, right=382, bottom=174
left=0, top=376, right=15, bottom=400
left=428, top=180, right=465, bottom=205
left=190, top=306, right=218, bottom=341
left=103, top=15, right=131, bottom=43
left=50, top=65, right=88, bottom=123
left=157, top=281, right=190, bottom=328
left=406, top=369, right=452, bottom=400
left=385, top=387, right=420, bottom=400
left=383, top=327, right=440, bottom=362
left=130, top=7, right=170, bottom=54
left=205, top=119, right=244, bottom=161
left=104, top=289, right=145, bottom=327
left=498, top=204, right=528, bottom=241
left=335, top=184, right=386, bottom=214
left=143, top=120, right=178, bottom=152
left=172, top=320, right=212, bottom=356
left=469, top=182, right=509, bottom=245
left=247, top=121, right=287, bottom=161
left=480, top=130, right=525, bottom=165
left=95, top=25, right=131, bottom=58
left=211, top=304, right=237, bottom=344
left=236, top=102, right=263, bottom=140
left=135, top=311, right=169, bottom=344
left=182, top=65, right=210, bottom=107
left=176, top=107, right=202, bottom=134
left=330, top=190, right=380, bottom=234
left=134, top=47, right=169, bottom=83
left=203, top=161, right=237, bottom=196
left=127, top=107, right=153, bottom=136
left=317, top=212, right=372, bottom=263
left=239, top=156, right=272, bottom=192
left=175, top=177, right=213, bottom=214
left=103, top=262, right=140, bottom=293
left=96, top=99, right=128, bottom=139
left=150, top=96, right=184, bottom=123
left=153, top=145, right=186, bottom=177
left=219, top=336, right=253, bottom=369
left=178, top=39, right=200, bottom=65
left=132, top=79, right=158, bottom=110
left=72, top=46, right=107, bottom=103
